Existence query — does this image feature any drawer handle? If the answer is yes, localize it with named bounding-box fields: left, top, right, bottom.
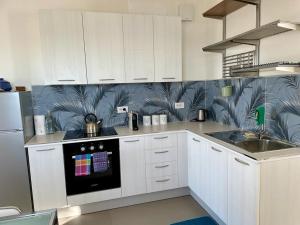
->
left=36, top=148, right=55, bottom=152
left=133, top=78, right=148, bottom=81
left=124, top=140, right=140, bottom=143
left=211, top=147, right=222, bottom=153
left=57, top=79, right=75, bottom=82
left=100, top=78, right=116, bottom=81
left=155, top=164, right=170, bottom=169
left=155, top=150, right=169, bottom=154
left=156, top=178, right=170, bottom=183
left=192, top=138, right=201, bottom=143
left=154, top=136, right=168, bottom=140
left=162, top=77, right=176, bottom=80
left=235, top=158, right=250, bottom=166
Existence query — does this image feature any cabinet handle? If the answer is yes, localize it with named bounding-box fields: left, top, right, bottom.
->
left=124, top=140, right=140, bottom=143
left=154, top=136, right=168, bottom=140
left=156, top=178, right=170, bottom=183
left=133, top=78, right=148, bottom=81
left=234, top=158, right=250, bottom=166
left=155, top=164, right=170, bottom=169
left=192, top=138, right=201, bottom=143
left=155, top=150, right=169, bottom=154
left=57, top=79, right=75, bottom=82
left=100, top=79, right=116, bottom=81
left=211, top=147, right=222, bottom=153
left=162, top=77, right=176, bottom=80
left=36, top=148, right=55, bottom=152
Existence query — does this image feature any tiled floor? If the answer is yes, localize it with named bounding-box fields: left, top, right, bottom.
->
left=59, top=196, right=207, bottom=225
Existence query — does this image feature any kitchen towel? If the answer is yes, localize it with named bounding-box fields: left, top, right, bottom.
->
left=93, top=152, right=108, bottom=172
left=75, top=154, right=91, bottom=176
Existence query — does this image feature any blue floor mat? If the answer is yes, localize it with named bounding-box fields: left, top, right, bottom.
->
left=171, top=216, right=218, bottom=225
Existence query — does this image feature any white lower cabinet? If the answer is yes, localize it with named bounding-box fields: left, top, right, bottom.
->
left=228, top=152, right=260, bottom=225
left=145, top=133, right=179, bottom=193
left=205, top=143, right=228, bottom=224
left=177, top=132, right=188, bottom=188
left=28, top=144, right=67, bottom=211
left=120, top=137, right=147, bottom=197
left=188, top=134, right=203, bottom=197
left=188, top=134, right=228, bottom=223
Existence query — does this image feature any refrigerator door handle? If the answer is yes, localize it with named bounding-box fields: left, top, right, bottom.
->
left=0, top=129, right=23, bottom=132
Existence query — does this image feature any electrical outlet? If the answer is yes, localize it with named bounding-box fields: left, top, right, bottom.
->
left=175, top=102, right=185, bottom=109
left=117, top=106, right=128, bottom=113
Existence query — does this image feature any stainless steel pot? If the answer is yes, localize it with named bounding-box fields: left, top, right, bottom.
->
left=85, top=113, right=103, bottom=135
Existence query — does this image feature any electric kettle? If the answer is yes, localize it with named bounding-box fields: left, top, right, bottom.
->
left=197, top=109, right=207, bottom=122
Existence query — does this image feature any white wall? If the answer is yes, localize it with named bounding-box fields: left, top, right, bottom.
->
left=226, top=0, right=300, bottom=65
left=0, top=0, right=222, bottom=89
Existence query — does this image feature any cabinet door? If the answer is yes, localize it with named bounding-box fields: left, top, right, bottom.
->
left=228, top=152, right=260, bottom=225
left=177, top=132, right=188, bottom=187
left=120, top=137, right=147, bottom=197
left=83, top=12, right=125, bottom=84
left=205, top=143, right=228, bottom=223
left=123, top=14, right=154, bottom=83
left=154, top=16, right=182, bottom=82
left=39, top=10, right=87, bottom=85
left=188, top=134, right=202, bottom=196
left=28, top=144, right=67, bottom=211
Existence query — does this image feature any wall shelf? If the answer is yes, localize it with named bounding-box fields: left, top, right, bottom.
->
left=203, top=0, right=260, bottom=19
left=230, top=62, right=300, bottom=77
left=203, top=20, right=300, bottom=53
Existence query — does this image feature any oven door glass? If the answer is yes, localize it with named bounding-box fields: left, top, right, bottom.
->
left=63, top=139, right=121, bottom=196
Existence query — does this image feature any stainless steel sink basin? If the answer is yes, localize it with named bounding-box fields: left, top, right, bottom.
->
left=234, top=138, right=295, bottom=153
left=206, top=130, right=296, bottom=153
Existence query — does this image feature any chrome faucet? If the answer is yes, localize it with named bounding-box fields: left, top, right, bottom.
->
left=256, top=124, right=267, bottom=140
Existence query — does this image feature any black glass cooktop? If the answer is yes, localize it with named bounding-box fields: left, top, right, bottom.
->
left=63, top=127, right=118, bottom=141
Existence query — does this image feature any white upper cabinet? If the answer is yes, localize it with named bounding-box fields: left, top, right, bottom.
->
left=39, top=10, right=87, bottom=85
left=83, top=12, right=125, bottom=84
left=153, top=16, right=182, bottom=82
left=123, top=14, right=155, bottom=83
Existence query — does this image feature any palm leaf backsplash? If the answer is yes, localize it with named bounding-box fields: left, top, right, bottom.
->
left=210, top=78, right=265, bottom=128
left=280, top=76, right=300, bottom=90
left=143, top=82, right=201, bottom=121
left=32, top=74, right=300, bottom=144
left=49, top=85, right=118, bottom=129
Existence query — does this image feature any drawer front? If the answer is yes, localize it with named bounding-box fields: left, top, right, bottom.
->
left=146, top=161, right=177, bottom=178
left=147, top=175, right=178, bottom=193
left=145, top=133, right=177, bottom=150
left=145, top=148, right=177, bottom=163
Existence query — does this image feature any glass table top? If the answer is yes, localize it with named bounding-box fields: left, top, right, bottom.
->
left=0, top=210, right=56, bottom=225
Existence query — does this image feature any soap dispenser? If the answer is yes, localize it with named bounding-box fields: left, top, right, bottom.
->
left=255, top=105, right=265, bottom=126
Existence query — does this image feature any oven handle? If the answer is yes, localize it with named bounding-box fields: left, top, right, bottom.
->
left=72, top=152, right=112, bottom=159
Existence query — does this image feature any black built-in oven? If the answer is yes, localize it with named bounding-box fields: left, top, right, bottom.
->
left=63, top=138, right=120, bottom=196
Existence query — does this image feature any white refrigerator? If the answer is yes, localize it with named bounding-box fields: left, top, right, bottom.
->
left=0, top=92, right=34, bottom=212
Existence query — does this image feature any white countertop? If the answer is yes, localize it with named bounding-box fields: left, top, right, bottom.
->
left=25, top=121, right=300, bottom=161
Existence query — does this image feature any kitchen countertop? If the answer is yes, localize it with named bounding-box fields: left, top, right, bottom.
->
left=25, top=121, right=300, bottom=161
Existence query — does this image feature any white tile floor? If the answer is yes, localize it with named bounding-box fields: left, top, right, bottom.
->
left=59, top=196, right=207, bottom=225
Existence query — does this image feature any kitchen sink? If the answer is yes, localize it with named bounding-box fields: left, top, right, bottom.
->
left=206, top=130, right=296, bottom=153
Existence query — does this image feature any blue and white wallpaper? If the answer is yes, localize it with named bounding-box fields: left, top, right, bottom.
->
left=32, top=75, right=300, bottom=144
left=32, top=82, right=206, bottom=131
